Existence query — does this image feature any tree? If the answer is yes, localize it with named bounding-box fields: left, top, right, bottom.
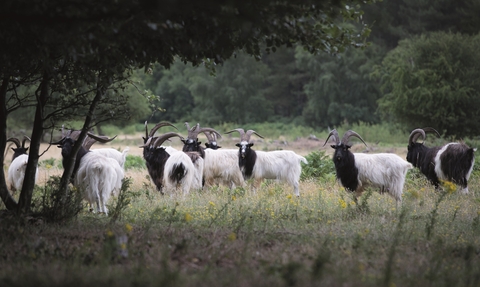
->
left=0, top=0, right=374, bottom=214
left=375, top=32, right=480, bottom=138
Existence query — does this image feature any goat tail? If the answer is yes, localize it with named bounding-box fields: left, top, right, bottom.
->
left=121, top=147, right=130, bottom=167
left=298, top=155, right=308, bottom=164
left=169, top=163, right=187, bottom=183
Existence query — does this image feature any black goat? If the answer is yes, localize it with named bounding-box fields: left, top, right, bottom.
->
left=407, top=128, right=476, bottom=193
left=181, top=122, right=222, bottom=158
left=141, top=122, right=181, bottom=193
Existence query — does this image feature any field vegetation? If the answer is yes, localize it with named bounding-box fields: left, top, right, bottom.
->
left=1, top=123, right=480, bottom=286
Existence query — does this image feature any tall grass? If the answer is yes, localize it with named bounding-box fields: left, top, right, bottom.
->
left=1, top=167, right=480, bottom=286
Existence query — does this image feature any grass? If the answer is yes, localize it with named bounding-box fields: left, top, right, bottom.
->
left=1, top=166, right=480, bottom=286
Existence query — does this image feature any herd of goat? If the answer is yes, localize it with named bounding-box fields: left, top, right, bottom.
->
left=5, top=123, right=476, bottom=214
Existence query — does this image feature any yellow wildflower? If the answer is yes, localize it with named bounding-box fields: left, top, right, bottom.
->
left=227, top=232, right=237, bottom=241
left=185, top=213, right=193, bottom=222
left=125, top=223, right=133, bottom=233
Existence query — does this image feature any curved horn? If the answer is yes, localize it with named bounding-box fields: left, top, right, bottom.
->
left=408, top=128, right=426, bottom=145
left=225, top=128, right=246, bottom=141
left=67, top=130, right=82, bottom=141
left=185, top=122, right=191, bottom=131
left=244, top=130, right=263, bottom=142
left=149, top=122, right=178, bottom=138
left=204, top=131, right=216, bottom=143
left=6, top=137, right=21, bottom=148
left=196, top=127, right=222, bottom=140
left=323, top=129, right=340, bottom=146
left=422, top=127, right=441, bottom=138
left=21, top=136, right=31, bottom=148
left=342, top=130, right=367, bottom=147
left=86, top=132, right=117, bottom=143
left=151, top=132, right=184, bottom=148
left=144, top=121, right=149, bottom=139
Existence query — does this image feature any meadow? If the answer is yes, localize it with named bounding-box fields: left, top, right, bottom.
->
left=1, top=124, right=480, bottom=287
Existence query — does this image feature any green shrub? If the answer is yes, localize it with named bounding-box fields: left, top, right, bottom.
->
left=124, top=155, right=146, bottom=170
left=300, top=150, right=335, bottom=181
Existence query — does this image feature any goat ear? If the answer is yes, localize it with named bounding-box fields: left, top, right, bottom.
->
left=248, top=143, right=254, bottom=147
left=25, top=147, right=29, bottom=152
left=235, top=143, right=241, bottom=147
left=181, top=139, right=187, bottom=144
left=345, top=145, right=352, bottom=150
left=197, top=141, right=202, bottom=145
left=330, top=145, right=337, bottom=149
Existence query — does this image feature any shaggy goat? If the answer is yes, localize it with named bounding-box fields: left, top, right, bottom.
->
left=141, top=121, right=179, bottom=192
left=142, top=132, right=203, bottom=195
left=54, top=132, right=124, bottom=214
left=182, top=122, right=222, bottom=158
left=225, top=129, right=307, bottom=196
left=203, top=148, right=245, bottom=189
left=6, top=136, right=38, bottom=193
left=324, top=129, right=412, bottom=203
left=407, top=128, right=476, bottom=194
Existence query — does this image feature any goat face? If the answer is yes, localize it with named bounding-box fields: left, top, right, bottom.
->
left=236, top=141, right=254, bottom=159
left=406, top=142, right=426, bottom=167
left=330, top=143, right=355, bottom=169
left=205, top=142, right=221, bottom=150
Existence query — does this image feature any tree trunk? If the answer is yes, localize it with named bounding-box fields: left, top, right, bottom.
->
left=0, top=76, right=18, bottom=210
left=17, top=72, right=50, bottom=214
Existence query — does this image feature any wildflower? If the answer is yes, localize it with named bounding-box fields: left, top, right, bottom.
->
left=286, top=194, right=292, bottom=200
left=185, top=213, right=193, bottom=222
left=227, top=232, right=236, bottom=241
left=106, top=229, right=114, bottom=238
left=209, top=201, right=215, bottom=207
left=231, top=195, right=236, bottom=201
left=338, top=198, right=347, bottom=209
left=125, top=223, right=133, bottom=233
left=46, top=164, right=52, bottom=170
left=441, top=180, right=456, bottom=194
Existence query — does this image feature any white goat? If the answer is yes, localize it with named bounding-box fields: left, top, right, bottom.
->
left=55, top=134, right=124, bottom=214
left=92, top=147, right=130, bottom=168
left=325, top=129, right=413, bottom=204
left=225, top=129, right=308, bottom=196
left=203, top=148, right=244, bottom=189
left=6, top=137, right=38, bottom=193
left=163, top=151, right=204, bottom=195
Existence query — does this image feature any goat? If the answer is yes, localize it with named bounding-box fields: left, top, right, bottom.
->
left=225, top=129, right=307, bottom=196
left=203, top=148, right=245, bottom=189
left=142, top=132, right=203, bottom=195
left=64, top=128, right=129, bottom=167
left=141, top=121, right=179, bottom=192
left=205, top=131, right=221, bottom=149
left=6, top=136, right=38, bottom=193
left=407, top=128, right=476, bottom=194
left=182, top=122, right=222, bottom=158
left=324, top=129, right=413, bottom=204
left=53, top=131, right=123, bottom=214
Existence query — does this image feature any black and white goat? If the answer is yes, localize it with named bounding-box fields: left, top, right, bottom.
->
left=6, top=136, right=38, bottom=193
left=407, top=128, right=476, bottom=194
left=141, top=121, right=179, bottom=192
left=324, top=129, right=412, bottom=203
left=181, top=122, right=222, bottom=158
left=142, top=132, right=203, bottom=195
left=54, top=131, right=124, bottom=214
left=226, top=128, right=307, bottom=196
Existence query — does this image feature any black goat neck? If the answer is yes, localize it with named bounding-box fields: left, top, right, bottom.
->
left=143, top=146, right=169, bottom=192
left=406, top=143, right=441, bottom=188
left=238, top=144, right=256, bottom=179
left=11, top=147, right=28, bottom=161
left=331, top=144, right=359, bottom=192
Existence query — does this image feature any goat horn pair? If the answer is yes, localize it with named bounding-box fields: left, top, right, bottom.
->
left=225, top=128, right=264, bottom=143
left=323, top=129, right=367, bottom=147
left=7, top=136, right=32, bottom=148
left=146, top=121, right=178, bottom=138
left=185, top=122, right=222, bottom=141
left=408, top=127, right=440, bottom=145
left=204, top=131, right=218, bottom=144
left=141, top=132, right=184, bottom=148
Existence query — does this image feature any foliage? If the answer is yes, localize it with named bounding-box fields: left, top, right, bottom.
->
left=375, top=32, right=480, bottom=138
left=124, top=155, right=147, bottom=170
left=300, top=151, right=335, bottom=181
left=31, top=176, right=83, bottom=223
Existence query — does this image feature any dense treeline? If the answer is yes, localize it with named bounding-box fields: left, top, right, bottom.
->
left=127, top=0, right=480, bottom=137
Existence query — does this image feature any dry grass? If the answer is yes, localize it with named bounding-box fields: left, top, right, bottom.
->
left=1, top=136, right=480, bottom=286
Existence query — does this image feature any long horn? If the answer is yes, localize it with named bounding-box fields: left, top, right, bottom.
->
left=422, top=127, right=441, bottom=138
left=244, top=130, right=263, bottom=142
left=21, top=136, right=31, bottom=148
left=6, top=137, right=21, bottom=148
left=225, top=128, right=246, bottom=141
left=151, top=132, right=184, bottom=148
left=195, top=127, right=222, bottom=140
left=185, top=122, right=191, bottom=131
left=149, top=122, right=178, bottom=138
left=86, top=132, right=117, bottom=144
left=144, top=121, right=149, bottom=139
left=67, top=130, right=82, bottom=141
left=342, top=130, right=367, bottom=147
left=323, top=129, right=340, bottom=146
left=204, top=131, right=215, bottom=143
left=408, top=128, right=426, bottom=145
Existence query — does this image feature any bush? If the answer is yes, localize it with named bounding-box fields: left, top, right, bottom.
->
left=124, top=155, right=146, bottom=170
left=300, top=151, right=335, bottom=181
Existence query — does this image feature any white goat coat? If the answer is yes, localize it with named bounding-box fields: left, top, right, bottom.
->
left=163, top=152, right=204, bottom=195
left=353, top=153, right=413, bottom=202
left=249, top=150, right=307, bottom=196
left=7, top=154, right=38, bottom=193
left=204, top=149, right=244, bottom=188
left=92, top=147, right=130, bottom=168
left=75, top=152, right=122, bottom=214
